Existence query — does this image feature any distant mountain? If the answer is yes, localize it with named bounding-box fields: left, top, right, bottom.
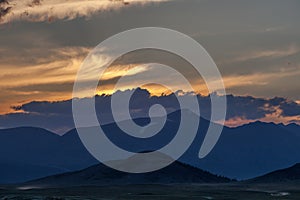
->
left=279, top=123, right=300, bottom=136
left=0, top=110, right=300, bottom=184
left=249, top=163, right=300, bottom=183
left=0, top=127, right=98, bottom=184
left=188, top=121, right=300, bottom=180
left=23, top=154, right=231, bottom=187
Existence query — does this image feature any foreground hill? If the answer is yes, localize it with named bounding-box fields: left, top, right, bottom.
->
left=250, top=163, right=300, bottom=183
left=23, top=154, right=231, bottom=187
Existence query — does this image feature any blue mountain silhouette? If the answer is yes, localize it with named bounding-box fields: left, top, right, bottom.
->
left=0, top=110, right=299, bottom=184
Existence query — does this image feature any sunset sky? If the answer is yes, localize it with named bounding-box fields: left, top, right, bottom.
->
left=0, top=0, right=300, bottom=131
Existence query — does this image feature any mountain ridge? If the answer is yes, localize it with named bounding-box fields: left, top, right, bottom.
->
left=0, top=111, right=299, bottom=183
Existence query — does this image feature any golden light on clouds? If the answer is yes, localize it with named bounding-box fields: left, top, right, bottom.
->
left=0, top=47, right=89, bottom=114
left=0, top=0, right=170, bottom=24
left=224, top=117, right=256, bottom=127
left=224, top=106, right=300, bottom=127
left=0, top=46, right=297, bottom=115
left=260, top=106, right=300, bottom=125
left=0, top=43, right=299, bottom=129
left=101, top=64, right=150, bottom=81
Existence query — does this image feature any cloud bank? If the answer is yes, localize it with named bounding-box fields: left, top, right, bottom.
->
left=1, top=88, right=299, bottom=134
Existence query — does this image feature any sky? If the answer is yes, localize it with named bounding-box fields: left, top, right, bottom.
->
left=0, top=0, right=300, bottom=132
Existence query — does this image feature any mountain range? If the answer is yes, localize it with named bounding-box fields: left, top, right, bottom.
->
left=0, top=110, right=300, bottom=184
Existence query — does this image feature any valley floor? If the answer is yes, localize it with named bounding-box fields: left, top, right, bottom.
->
left=1, top=183, right=300, bottom=200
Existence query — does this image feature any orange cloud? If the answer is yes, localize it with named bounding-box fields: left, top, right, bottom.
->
left=224, top=117, right=256, bottom=127
left=0, top=47, right=157, bottom=114
left=260, top=106, right=300, bottom=125
left=225, top=105, right=300, bottom=127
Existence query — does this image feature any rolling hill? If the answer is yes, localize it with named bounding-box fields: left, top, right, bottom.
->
left=23, top=154, right=231, bottom=188
left=250, top=163, right=300, bottom=183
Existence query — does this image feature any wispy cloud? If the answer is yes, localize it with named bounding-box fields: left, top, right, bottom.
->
left=0, top=46, right=155, bottom=114
left=225, top=45, right=300, bottom=64
left=223, top=65, right=300, bottom=88
left=0, top=0, right=169, bottom=24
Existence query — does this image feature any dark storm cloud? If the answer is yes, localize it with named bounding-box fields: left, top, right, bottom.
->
left=1, top=88, right=299, bottom=134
